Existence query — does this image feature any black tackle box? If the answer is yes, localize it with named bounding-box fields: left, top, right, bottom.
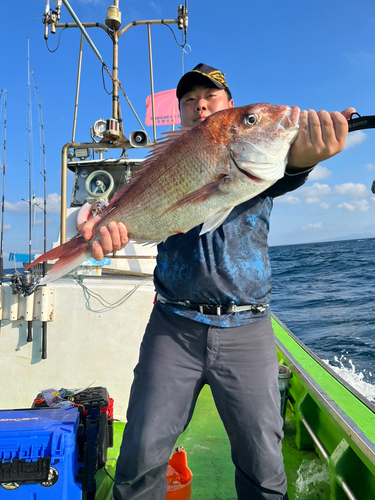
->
left=32, top=386, right=114, bottom=498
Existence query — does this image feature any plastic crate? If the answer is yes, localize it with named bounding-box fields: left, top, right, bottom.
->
left=0, top=408, right=82, bottom=499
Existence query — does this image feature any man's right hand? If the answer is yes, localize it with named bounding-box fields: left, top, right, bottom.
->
left=80, top=217, right=129, bottom=261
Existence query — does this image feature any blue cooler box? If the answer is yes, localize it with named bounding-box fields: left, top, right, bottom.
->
left=0, top=407, right=82, bottom=499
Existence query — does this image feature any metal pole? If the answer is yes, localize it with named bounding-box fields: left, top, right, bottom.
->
left=72, top=33, right=84, bottom=143
left=118, top=18, right=179, bottom=38
left=147, top=23, right=156, bottom=143
left=0, top=89, right=7, bottom=284
left=60, top=0, right=105, bottom=65
left=112, top=31, right=119, bottom=121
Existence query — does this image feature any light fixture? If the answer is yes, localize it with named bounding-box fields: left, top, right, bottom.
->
left=91, top=119, right=107, bottom=139
left=103, top=118, right=120, bottom=141
left=104, top=5, right=121, bottom=31
left=74, top=148, right=90, bottom=159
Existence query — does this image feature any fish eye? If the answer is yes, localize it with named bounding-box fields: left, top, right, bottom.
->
left=244, top=114, right=258, bottom=126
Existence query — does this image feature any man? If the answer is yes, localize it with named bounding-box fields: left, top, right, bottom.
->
left=82, top=64, right=354, bottom=499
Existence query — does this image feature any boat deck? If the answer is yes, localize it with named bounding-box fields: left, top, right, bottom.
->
left=95, top=385, right=327, bottom=500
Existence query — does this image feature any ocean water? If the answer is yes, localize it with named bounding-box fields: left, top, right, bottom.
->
left=270, top=238, right=375, bottom=403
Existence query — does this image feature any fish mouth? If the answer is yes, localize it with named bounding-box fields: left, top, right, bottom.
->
left=230, top=153, right=263, bottom=183
left=279, top=106, right=300, bottom=131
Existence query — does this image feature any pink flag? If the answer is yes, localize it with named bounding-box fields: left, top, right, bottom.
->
left=145, top=89, right=181, bottom=126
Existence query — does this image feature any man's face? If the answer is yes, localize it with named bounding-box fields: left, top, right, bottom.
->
left=179, top=85, right=234, bottom=128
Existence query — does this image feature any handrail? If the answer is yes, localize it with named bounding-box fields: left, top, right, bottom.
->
left=301, top=418, right=357, bottom=500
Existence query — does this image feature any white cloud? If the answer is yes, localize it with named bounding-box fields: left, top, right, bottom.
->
left=308, top=165, right=332, bottom=180
left=34, top=193, right=61, bottom=214
left=5, top=193, right=61, bottom=215
left=4, top=223, right=11, bottom=230
left=344, top=130, right=366, bottom=149
left=320, top=202, right=330, bottom=209
left=274, top=195, right=301, bottom=205
left=333, top=183, right=367, bottom=197
left=306, top=197, right=321, bottom=204
left=301, top=183, right=332, bottom=198
left=337, top=200, right=370, bottom=212
left=301, top=223, right=323, bottom=231
left=4, top=200, right=28, bottom=214
left=365, top=163, right=375, bottom=171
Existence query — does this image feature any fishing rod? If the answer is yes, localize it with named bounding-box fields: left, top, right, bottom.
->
left=25, top=38, right=33, bottom=343
left=30, top=69, right=48, bottom=360
left=0, top=89, right=7, bottom=285
left=347, top=113, right=375, bottom=194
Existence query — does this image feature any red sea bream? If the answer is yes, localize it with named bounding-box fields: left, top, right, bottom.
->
left=27, top=103, right=300, bottom=284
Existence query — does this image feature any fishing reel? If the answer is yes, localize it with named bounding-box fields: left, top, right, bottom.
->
left=348, top=113, right=375, bottom=194
left=10, top=271, right=40, bottom=297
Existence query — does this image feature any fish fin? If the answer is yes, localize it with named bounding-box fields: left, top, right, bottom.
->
left=200, top=207, right=234, bottom=235
left=164, top=176, right=230, bottom=214
left=131, top=239, right=163, bottom=246
left=142, top=128, right=192, bottom=165
left=26, top=236, right=92, bottom=285
left=97, top=129, right=194, bottom=214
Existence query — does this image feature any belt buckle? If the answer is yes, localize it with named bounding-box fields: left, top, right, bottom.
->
left=198, top=304, right=222, bottom=315
left=226, top=301, right=237, bottom=313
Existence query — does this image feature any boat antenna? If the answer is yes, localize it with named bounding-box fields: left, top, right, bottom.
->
left=0, top=88, right=7, bottom=285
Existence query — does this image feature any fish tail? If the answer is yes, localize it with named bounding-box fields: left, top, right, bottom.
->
left=26, top=236, right=92, bottom=285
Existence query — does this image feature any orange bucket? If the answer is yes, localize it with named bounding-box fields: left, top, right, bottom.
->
left=166, top=447, right=193, bottom=500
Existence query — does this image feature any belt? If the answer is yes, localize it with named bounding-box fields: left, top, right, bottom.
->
left=156, top=294, right=268, bottom=316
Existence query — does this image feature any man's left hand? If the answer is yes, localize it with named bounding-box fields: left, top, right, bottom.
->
left=287, top=107, right=356, bottom=170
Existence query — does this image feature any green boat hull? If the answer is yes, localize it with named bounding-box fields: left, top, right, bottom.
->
left=94, top=315, right=375, bottom=500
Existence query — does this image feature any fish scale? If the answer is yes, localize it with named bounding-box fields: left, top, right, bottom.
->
left=27, top=103, right=300, bottom=284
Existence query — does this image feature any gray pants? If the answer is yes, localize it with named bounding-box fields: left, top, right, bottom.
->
left=113, top=303, right=286, bottom=500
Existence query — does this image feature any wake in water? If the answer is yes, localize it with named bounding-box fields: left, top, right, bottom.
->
left=323, top=355, right=375, bottom=404
left=294, top=460, right=329, bottom=499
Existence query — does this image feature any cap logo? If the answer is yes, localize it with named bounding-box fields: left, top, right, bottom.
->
left=192, top=70, right=228, bottom=88
left=207, top=70, right=228, bottom=87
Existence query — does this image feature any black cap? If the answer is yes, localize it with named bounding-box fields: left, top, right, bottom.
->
left=176, top=63, right=230, bottom=100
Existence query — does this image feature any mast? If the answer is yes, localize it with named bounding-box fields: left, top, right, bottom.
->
left=0, top=89, right=7, bottom=284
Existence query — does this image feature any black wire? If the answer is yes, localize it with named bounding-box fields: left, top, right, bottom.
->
left=163, top=24, right=187, bottom=48
left=45, top=27, right=67, bottom=53
left=102, top=64, right=113, bottom=95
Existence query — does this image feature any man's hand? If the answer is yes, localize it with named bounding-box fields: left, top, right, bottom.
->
left=80, top=217, right=129, bottom=261
left=287, top=107, right=356, bottom=170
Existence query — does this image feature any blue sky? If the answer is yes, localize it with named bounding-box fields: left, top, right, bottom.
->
left=1, top=0, right=375, bottom=262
